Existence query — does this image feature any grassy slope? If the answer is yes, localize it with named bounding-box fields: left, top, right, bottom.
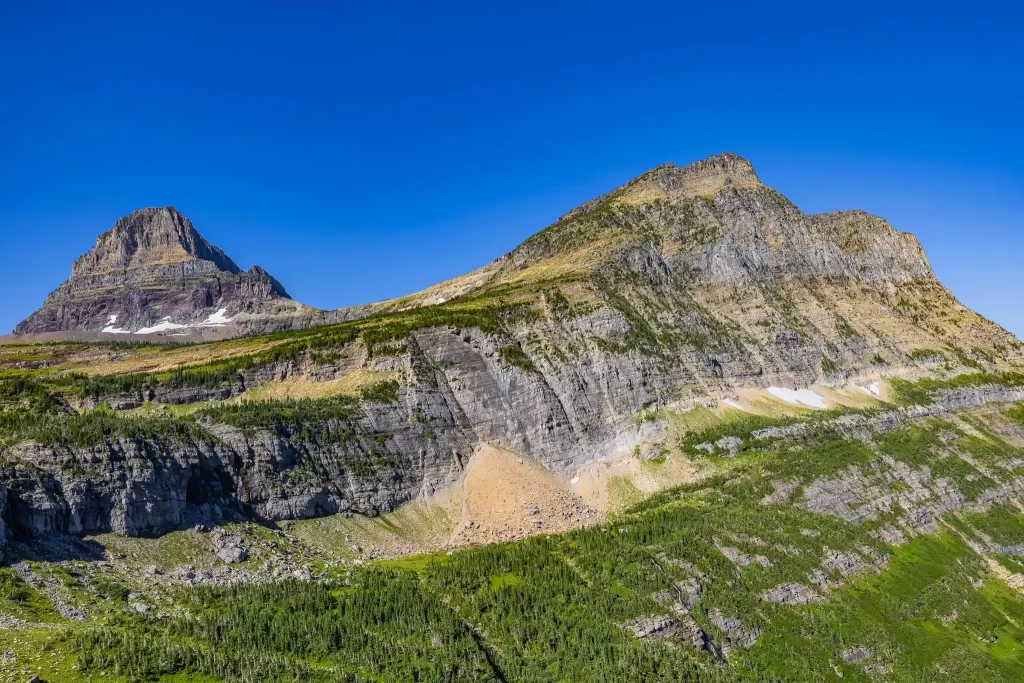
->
left=4, top=391, right=1024, bottom=681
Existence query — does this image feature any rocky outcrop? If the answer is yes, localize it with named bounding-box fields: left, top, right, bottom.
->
left=495, top=153, right=933, bottom=289
left=14, top=207, right=297, bottom=335
left=709, top=609, right=762, bottom=650
left=760, top=582, right=823, bottom=605
left=621, top=614, right=678, bottom=640
left=741, top=385, right=1024, bottom=448
left=718, top=544, right=772, bottom=567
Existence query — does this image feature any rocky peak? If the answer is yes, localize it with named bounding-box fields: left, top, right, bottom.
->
left=557, top=153, right=763, bottom=224
left=626, top=152, right=763, bottom=199
left=490, top=152, right=940, bottom=293
left=649, top=152, right=760, bottom=183
left=71, top=206, right=241, bottom=278
left=241, top=265, right=292, bottom=300
left=14, top=208, right=296, bottom=336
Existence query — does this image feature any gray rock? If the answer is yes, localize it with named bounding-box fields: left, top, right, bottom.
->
left=709, top=609, right=761, bottom=649
left=762, top=478, right=799, bottom=505
left=994, top=544, right=1024, bottom=556
left=621, top=615, right=677, bottom=640
left=821, top=548, right=887, bottom=578
left=807, top=569, right=843, bottom=591
left=652, top=577, right=702, bottom=611
left=760, top=582, right=823, bottom=605
left=2, top=154, right=1021, bottom=546
left=217, top=546, right=248, bottom=564
left=841, top=646, right=873, bottom=664
left=715, top=436, right=742, bottom=458
left=718, top=545, right=772, bottom=567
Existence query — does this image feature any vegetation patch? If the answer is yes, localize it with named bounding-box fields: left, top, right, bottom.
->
left=497, top=345, right=538, bottom=373
left=889, top=372, right=1024, bottom=406
left=359, top=379, right=400, bottom=403
left=0, top=404, right=203, bottom=448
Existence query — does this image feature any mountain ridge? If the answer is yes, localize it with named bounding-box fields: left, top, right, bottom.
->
left=13, top=153, right=1016, bottom=357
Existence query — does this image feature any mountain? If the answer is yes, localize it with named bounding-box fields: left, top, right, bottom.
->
left=13, top=206, right=310, bottom=336
left=3, top=154, right=1024, bottom=681
left=369, top=152, right=1019, bottom=386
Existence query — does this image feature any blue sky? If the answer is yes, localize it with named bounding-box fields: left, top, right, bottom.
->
left=1, top=0, right=1021, bottom=337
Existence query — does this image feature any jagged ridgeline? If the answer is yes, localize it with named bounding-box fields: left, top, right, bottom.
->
left=2, top=154, right=1024, bottom=681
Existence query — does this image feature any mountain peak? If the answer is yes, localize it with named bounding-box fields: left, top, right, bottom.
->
left=631, top=152, right=761, bottom=193
left=71, top=206, right=241, bottom=278
left=557, top=153, right=761, bottom=224
left=653, top=151, right=757, bottom=178
left=14, top=207, right=293, bottom=335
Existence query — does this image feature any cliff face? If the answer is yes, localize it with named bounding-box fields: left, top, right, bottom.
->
left=0, top=396, right=472, bottom=539
left=14, top=207, right=296, bottom=335
left=1, top=154, right=1021, bottom=543
left=0, top=323, right=670, bottom=539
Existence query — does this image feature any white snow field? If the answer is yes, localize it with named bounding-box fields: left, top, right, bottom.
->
left=766, top=387, right=828, bottom=409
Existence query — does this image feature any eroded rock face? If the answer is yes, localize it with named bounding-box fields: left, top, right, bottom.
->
left=621, top=614, right=678, bottom=640
left=0, top=390, right=473, bottom=539
left=14, top=207, right=294, bottom=335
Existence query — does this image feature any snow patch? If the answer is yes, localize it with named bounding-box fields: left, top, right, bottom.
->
left=435, top=297, right=447, bottom=305
left=101, top=314, right=131, bottom=334
left=859, top=381, right=882, bottom=397
left=767, top=387, right=828, bottom=410
left=199, top=308, right=233, bottom=326
left=100, top=308, right=235, bottom=335
left=136, top=318, right=190, bottom=335
left=570, top=476, right=580, bottom=485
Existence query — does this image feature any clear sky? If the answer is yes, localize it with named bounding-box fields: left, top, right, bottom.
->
left=1, top=1, right=1021, bottom=337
